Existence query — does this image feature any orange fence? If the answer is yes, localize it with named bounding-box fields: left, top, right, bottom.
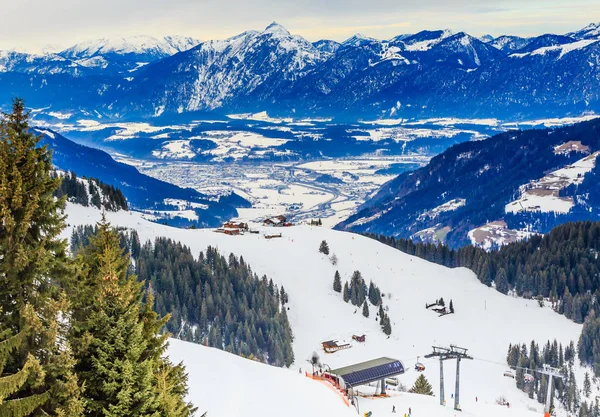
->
left=306, top=372, right=350, bottom=407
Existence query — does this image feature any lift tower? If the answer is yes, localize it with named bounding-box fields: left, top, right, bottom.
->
left=425, top=345, right=473, bottom=411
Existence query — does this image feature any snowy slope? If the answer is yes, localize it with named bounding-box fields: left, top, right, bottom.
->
left=168, top=338, right=542, bottom=417
left=64, top=203, right=582, bottom=416
left=167, top=339, right=355, bottom=417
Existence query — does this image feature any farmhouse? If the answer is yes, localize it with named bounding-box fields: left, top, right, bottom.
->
left=223, top=221, right=248, bottom=230
left=263, top=215, right=290, bottom=227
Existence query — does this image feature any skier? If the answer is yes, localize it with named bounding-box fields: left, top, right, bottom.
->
left=451, top=393, right=454, bottom=399
left=476, top=397, right=478, bottom=402
left=392, top=405, right=396, bottom=413
left=409, top=407, right=411, bottom=415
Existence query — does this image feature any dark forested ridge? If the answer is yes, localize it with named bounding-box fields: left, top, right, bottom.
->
left=53, top=170, right=128, bottom=211
left=366, top=221, right=600, bottom=324
left=136, top=239, right=295, bottom=367
left=340, top=119, right=600, bottom=247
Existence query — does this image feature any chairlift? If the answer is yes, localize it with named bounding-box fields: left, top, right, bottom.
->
left=503, top=370, right=515, bottom=378
left=524, top=373, right=535, bottom=383
left=415, top=357, right=425, bottom=372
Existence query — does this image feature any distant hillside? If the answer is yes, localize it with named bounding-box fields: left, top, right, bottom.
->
left=36, top=128, right=250, bottom=227
left=338, top=119, right=600, bottom=247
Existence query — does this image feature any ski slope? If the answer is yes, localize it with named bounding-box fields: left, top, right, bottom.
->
left=168, top=338, right=540, bottom=417
left=64, top=204, right=582, bottom=417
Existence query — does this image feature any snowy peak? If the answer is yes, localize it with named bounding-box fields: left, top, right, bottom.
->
left=342, top=33, right=378, bottom=48
left=263, top=21, right=291, bottom=36
left=401, top=29, right=453, bottom=51
left=312, top=39, right=341, bottom=54
left=490, top=35, right=529, bottom=53
left=568, top=22, right=600, bottom=39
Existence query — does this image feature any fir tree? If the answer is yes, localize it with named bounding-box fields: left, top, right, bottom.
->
left=69, top=220, right=192, bottom=416
left=319, top=240, right=330, bottom=255
left=584, top=371, right=592, bottom=398
left=343, top=282, right=350, bottom=303
left=362, top=301, right=370, bottom=318
left=409, top=374, right=433, bottom=395
left=382, top=314, right=392, bottom=335
left=0, top=99, right=84, bottom=416
left=449, top=299, right=454, bottom=314
left=333, top=271, right=342, bottom=293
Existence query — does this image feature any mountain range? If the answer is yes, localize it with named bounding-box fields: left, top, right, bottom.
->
left=2, top=22, right=600, bottom=121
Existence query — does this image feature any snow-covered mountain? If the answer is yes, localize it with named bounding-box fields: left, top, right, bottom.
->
left=567, top=22, right=600, bottom=39
left=112, top=22, right=329, bottom=115
left=59, top=35, right=200, bottom=73
left=0, top=50, right=88, bottom=76
left=2, top=22, right=600, bottom=120
left=338, top=118, right=600, bottom=248
left=63, top=202, right=585, bottom=417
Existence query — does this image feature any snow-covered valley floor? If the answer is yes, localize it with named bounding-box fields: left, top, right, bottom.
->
left=64, top=204, right=583, bottom=417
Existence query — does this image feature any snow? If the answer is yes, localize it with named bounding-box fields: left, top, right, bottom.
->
left=167, top=339, right=355, bottom=417
left=468, top=221, right=535, bottom=250
left=152, top=140, right=196, bottom=160
left=418, top=198, right=466, bottom=221
left=227, top=111, right=293, bottom=124
left=64, top=203, right=583, bottom=417
left=168, top=338, right=542, bottom=417
left=505, top=151, right=599, bottom=214
left=510, top=39, right=598, bottom=59
left=404, top=30, right=453, bottom=51
left=60, top=35, right=200, bottom=59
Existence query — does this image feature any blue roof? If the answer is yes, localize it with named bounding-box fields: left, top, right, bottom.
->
left=330, top=358, right=404, bottom=387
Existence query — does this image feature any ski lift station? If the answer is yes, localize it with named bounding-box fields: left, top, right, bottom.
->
left=324, top=357, right=405, bottom=395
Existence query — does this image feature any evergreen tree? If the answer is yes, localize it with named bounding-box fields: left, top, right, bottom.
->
left=333, top=271, right=342, bottom=293
left=0, top=99, right=84, bottom=416
left=449, top=299, right=454, bottom=314
left=382, top=314, right=392, bottom=335
left=362, top=301, right=370, bottom=318
left=69, top=220, right=192, bottom=416
left=343, top=282, right=350, bottom=303
left=584, top=372, right=592, bottom=398
left=319, top=240, right=330, bottom=255
left=409, top=374, right=433, bottom=395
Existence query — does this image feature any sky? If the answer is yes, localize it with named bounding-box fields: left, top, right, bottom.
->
left=2, top=0, right=600, bottom=52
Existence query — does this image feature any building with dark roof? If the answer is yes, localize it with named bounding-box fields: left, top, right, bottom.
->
left=326, top=357, right=404, bottom=394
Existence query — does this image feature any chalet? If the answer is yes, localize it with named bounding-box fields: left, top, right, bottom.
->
left=263, top=215, right=287, bottom=227
left=352, top=334, right=366, bottom=343
left=223, top=221, right=248, bottom=230
left=321, top=340, right=351, bottom=353
left=214, top=228, right=241, bottom=236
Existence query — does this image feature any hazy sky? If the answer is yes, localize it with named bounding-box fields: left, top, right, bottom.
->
left=2, top=0, right=600, bottom=52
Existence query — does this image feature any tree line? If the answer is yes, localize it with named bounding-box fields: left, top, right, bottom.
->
left=366, top=221, right=600, bottom=324
left=0, top=99, right=195, bottom=416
